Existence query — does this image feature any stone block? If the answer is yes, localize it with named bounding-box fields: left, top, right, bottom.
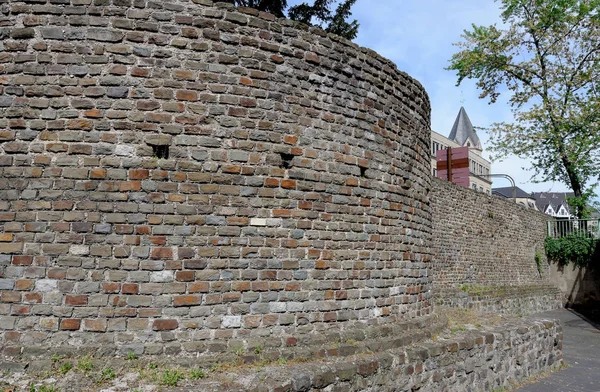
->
left=87, top=29, right=124, bottom=42
left=153, top=319, right=178, bottom=331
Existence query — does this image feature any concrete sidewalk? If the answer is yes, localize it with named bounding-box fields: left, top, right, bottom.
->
left=517, top=308, right=600, bottom=392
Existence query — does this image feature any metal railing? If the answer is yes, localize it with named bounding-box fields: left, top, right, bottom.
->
left=547, top=219, right=600, bottom=239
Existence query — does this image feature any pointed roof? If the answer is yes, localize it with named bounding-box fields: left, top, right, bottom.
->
left=531, top=192, right=575, bottom=215
left=448, top=107, right=482, bottom=150
left=492, top=186, right=534, bottom=199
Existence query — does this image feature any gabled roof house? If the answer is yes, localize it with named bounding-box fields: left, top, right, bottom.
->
left=531, top=192, right=575, bottom=218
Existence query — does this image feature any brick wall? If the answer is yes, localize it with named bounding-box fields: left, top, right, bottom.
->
left=431, top=178, right=552, bottom=288
left=0, top=0, right=433, bottom=357
left=431, top=178, right=562, bottom=312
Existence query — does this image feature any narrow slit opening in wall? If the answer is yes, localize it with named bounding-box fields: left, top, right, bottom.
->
left=360, top=166, right=367, bottom=177
left=152, top=145, right=169, bottom=159
left=279, top=153, right=294, bottom=169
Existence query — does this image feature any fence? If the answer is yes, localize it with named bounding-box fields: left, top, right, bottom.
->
left=547, top=219, right=600, bottom=239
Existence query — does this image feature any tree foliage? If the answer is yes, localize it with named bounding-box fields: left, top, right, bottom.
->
left=221, top=0, right=288, bottom=17
left=221, top=0, right=359, bottom=39
left=447, top=0, right=600, bottom=216
left=288, top=0, right=359, bottom=39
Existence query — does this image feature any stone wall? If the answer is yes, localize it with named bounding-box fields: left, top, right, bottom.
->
left=0, top=0, right=433, bottom=357
left=171, top=317, right=565, bottom=392
left=430, top=178, right=562, bottom=312
left=436, top=285, right=563, bottom=316
left=431, top=178, right=551, bottom=287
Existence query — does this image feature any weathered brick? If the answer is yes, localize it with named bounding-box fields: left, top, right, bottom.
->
left=60, top=318, right=81, bottom=331
left=122, top=283, right=139, bottom=294
left=151, top=247, right=173, bottom=259
left=173, top=295, right=201, bottom=307
left=107, top=87, right=129, bottom=98
left=65, top=295, right=88, bottom=306
left=176, top=90, right=198, bottom=101
left=11, top=28, right=35, bottom=39
left=152, top=319, right=178, bottom=331
left=0, top=243, right=23, bottom=254
left=188, top=282, right=210, bottom=293
left=88, top=29, right=124, bottom=42
left=83, top=319, right=107, bottom=332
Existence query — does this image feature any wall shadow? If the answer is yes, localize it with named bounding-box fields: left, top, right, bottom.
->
left=550, top=259, right=600, bottom=307
left=568, top=305, right=600, bottom=330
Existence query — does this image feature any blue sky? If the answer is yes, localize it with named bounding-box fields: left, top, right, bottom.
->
left=288, top=0, right=573, bottom=193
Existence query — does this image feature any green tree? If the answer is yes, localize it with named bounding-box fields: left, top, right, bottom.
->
left=288, top=0, right=359, bottom=39
left=221, top=0, right=359, bottom=40
left=221, top=0, right=288, bottom=17
left=447, top=0, right=600, bottom=217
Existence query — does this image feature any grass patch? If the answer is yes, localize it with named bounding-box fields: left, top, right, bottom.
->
left=57, top=363, right=72, bottom=375
left=450, top=326, right=467, bottom=334
left=437, top=307, right=514, bottom=338
left=76, top=356, right=93, bottom=372
left=125, top=351, right=137, bottom=361
left=161, top=369, right=186, bottom=387
left=189, top=368, right=207, bottom=380
left=95, top=367, right=116, bottom=384
left=29, top=385, right=57, bottom=392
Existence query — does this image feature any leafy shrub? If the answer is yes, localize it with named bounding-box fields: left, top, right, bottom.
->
left=544, top=234, right=598, bottom=267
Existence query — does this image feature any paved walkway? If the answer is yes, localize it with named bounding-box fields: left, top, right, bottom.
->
left=517, top=308, right=600, bottom=392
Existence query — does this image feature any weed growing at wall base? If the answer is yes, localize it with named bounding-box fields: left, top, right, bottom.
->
left=161, top=369, right=185, bottom=387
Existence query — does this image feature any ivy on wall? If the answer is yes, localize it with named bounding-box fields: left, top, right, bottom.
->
left=544, top=234, right=598, bottom=267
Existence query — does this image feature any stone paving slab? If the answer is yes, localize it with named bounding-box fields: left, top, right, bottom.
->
left=517, top=309, right=600, bottom=392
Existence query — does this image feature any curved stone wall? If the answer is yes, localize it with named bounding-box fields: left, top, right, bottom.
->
left=0, top=0, right=432, bottom=356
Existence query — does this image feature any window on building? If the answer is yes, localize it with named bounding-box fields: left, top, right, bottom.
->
left=472, top=184, right=477, bottom=190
